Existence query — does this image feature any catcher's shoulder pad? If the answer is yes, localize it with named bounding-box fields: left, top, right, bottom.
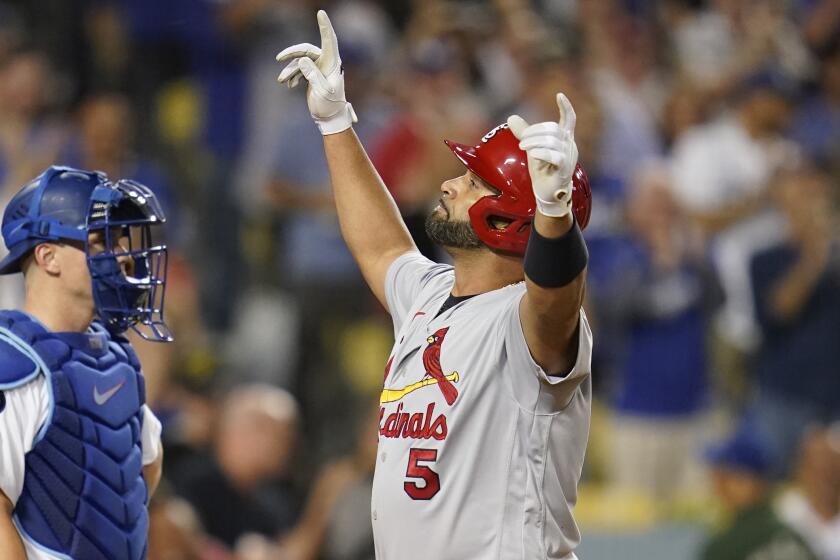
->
left=0, top=333, right=40, bottom=389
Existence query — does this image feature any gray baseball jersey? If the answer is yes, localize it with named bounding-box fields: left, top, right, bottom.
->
left=372, top=252, right=593, bottom=560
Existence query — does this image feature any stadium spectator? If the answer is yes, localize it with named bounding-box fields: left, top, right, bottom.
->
left=791, top=44, right=840, bottom=166
left=776, top=426, right=840, bottom=560
left=700, top=427, right=818, bottom=560
left=0, top=49, right=68, bottom=310
left=63, top=93, right=179, bottom=234
left=667, top=0, right=813, bottom=97
left=670, top=73, right=797, bottom=355
left=148, top=483, right=232, bottom=560
left=276, top=402, right=379, bottom=560
left=598, top=163, right=718, bottom=504
left=174, top=384, right=301, bottom=550
left=749, top=164, right=840, bottom=474
left=584, top=12, right=667, bottom=188
left=0, top=49, right=68, bottom=198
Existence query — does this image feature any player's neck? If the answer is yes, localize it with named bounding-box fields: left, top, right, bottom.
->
left=449, top=249, right=523, bottom=296
left=23, top=288, right=94, bottom=334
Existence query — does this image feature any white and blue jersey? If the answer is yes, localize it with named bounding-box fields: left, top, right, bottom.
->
left=0, top=311, right=161, bottom=560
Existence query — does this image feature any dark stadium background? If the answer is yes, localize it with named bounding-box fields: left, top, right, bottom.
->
left=1, top=0, right=838, bottom=558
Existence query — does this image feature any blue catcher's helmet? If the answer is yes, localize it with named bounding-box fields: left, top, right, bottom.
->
left=0, top=166, right=172, bottom=342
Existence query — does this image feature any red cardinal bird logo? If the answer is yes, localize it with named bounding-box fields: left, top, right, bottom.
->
left=423, top=327, right=459, bottom=405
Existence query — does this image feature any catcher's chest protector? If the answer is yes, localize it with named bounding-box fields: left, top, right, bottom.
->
left=1, top=310, right=149, bottom=560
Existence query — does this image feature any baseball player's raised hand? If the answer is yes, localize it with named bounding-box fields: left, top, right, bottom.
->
left=507, top=93, right=578, bottom=218
left=276, top=10, right=357, bottom=135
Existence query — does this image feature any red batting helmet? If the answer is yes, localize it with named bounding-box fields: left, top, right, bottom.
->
left=444, top=123, right=591, bottom=255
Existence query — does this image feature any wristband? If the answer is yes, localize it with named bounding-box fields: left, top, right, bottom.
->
left=535, top=184, right=572, bottom=218
left=316, top=102, right=358, bottom=135
left=524, top=219, right=588, bottom=287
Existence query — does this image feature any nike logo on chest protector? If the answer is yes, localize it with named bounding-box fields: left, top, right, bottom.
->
left=93, top=379, right=126, bottom=405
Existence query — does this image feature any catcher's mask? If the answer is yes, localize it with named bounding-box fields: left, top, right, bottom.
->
left=0, top=166, right=172, bottom=341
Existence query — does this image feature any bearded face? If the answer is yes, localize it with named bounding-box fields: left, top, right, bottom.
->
left=424, top=210, right=483, bottom=250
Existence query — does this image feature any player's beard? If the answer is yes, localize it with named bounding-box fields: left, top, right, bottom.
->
left=424, top=211, right=483, bottom=250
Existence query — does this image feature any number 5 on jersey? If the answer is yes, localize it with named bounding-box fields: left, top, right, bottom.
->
left=404, top=448, right=440, bottom=500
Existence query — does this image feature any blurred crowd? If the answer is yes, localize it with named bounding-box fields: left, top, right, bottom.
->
left=1, top=0, right=839, bottom=558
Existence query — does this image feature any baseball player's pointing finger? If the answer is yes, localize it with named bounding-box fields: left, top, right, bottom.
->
left=556, top=93, right=576, bottom=139
left=317, top=10, right=340, bottom=74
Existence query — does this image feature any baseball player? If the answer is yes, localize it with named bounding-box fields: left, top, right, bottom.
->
left=277, top=11, right=593, bottom=560
left=0, top=166, right=171, bottom=559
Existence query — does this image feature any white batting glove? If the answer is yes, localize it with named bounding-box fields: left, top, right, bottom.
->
left=276, top=10, right=358, bottom=135
left=507, top=93, right=578, bottom=218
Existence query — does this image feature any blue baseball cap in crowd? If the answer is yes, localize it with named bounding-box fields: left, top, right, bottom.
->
left=0, top=166, right=108, bottom=275
left=734, top=67, right=801, bottom=103
left=705, top=427, right=774, bottom=476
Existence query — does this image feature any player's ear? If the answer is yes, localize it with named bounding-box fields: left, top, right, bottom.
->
left=31, top=243, right=61, bottom=276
